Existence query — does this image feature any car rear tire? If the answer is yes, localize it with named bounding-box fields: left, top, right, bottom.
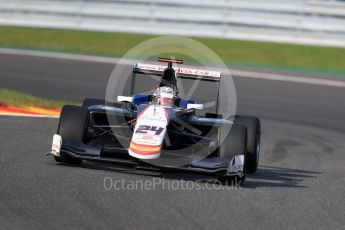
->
left=54, top=105, right=88, bottom=165
left=232, top=115, right=261, bottom=174
left=82, top=98, right=123, bottom=109
left=82, top=98, right=105, bottom=108
left=218, top=124, right=247, bottom=184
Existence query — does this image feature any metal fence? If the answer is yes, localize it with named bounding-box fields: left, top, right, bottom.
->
left=1, top=0, right=345, bottom=47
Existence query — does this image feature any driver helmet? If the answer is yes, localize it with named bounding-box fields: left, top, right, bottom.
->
left=154, top=86, right=175, bottom=107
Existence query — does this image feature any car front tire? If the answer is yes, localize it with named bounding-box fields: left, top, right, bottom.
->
left=54, top=105, right=88, bottom=165
left=218, top=124, right=247, bottom=184
left=232, top=115, right=261, bottom=174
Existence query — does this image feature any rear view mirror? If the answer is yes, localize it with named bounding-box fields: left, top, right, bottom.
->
left=187, top=103, right=204, bottom=110
left=117, top=96, right=133, bottom=103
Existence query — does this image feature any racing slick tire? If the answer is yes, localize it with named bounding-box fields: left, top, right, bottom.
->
left=82, top=98, right=105, bottom=108
left=232, top=115, right=261, bottom=174
left=54, top=105, right=88, bottom=165
left=82, top=98, right=123, bottom=109
left=218, top=125, right=247, bottom=184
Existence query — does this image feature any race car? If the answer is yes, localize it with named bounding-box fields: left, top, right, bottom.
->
left=50, top=58, right=261, bottom=184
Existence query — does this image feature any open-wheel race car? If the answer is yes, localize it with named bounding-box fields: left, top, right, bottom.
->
left=50, top=58, right=261, bottom=184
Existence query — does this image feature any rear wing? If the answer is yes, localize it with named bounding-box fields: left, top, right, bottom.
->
left=133, top=63, right=221, bottom=82
left=131, top=62, right=222, bottom=115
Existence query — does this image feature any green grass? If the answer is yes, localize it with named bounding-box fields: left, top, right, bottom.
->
left=0, top=26, right=345, bottom=73
left=0, top=88, right=78, bottom=109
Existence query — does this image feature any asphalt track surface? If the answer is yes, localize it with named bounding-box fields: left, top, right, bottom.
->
left=1, top=53, right=345, bottom=229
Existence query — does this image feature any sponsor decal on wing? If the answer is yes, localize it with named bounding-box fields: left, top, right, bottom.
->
left=227, top=155, right=245, bottom=174
left=135, top=63, right=221, bottom=78
left=51, top=134, right=62, bottom=156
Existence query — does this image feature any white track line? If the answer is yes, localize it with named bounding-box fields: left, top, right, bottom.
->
left=1, top=48, right=345, bottom=88
left=0, top=113, right=58, bottom=118
left=231, top=70, right=345, bottom=88
left=0, top=47, right=120, bottom=64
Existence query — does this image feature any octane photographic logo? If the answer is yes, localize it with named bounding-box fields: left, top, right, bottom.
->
left=103, top=177, right=242, bottom=191
left=105, top=36, right=237, bottom=167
